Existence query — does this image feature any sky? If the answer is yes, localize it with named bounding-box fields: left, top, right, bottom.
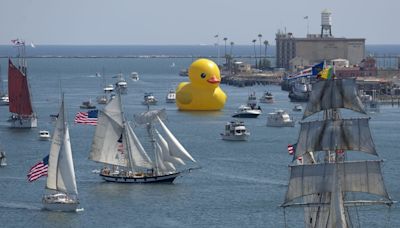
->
left=0, top=0, right=398, bottom=45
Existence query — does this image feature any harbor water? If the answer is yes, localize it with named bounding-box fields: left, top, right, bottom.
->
left=0, top=46, right=399, bottom=227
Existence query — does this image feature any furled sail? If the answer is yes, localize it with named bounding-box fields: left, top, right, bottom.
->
left=303, top=79, right=366, bottom=119
left=282, top=161, right=390, bottom=206
left=295, top=118, right=377, bottom=157
left=46, top=99, right=78, bottom=195
left=8, top=59, right=33, bottom=115
left=157, top=116, right=196, bottom=163
left=124, top=122, right=153, bottom=169
left=134, top=109, right=167, bottom=125
left=89, top=95, right=126, bottom=166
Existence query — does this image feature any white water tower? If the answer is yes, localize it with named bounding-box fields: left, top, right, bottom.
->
left=321, top=9, right=332, bottom=37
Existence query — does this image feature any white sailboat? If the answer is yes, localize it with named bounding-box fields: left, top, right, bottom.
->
left=90, top=93, right=198, bottom=183
left=281, top=78, right=394, bottom=227
left=42, top=96, right=79, bottom=212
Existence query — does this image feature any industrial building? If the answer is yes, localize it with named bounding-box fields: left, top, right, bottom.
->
left=275, top=9, right=365, bottom=70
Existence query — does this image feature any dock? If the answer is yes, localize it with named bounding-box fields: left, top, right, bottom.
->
left=221, top=72, right=283, bottom=87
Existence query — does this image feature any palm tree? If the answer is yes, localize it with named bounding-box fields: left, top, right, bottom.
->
left=230, top=41, right=234, bottom=56
left=230, top=41, right=234, bottom=74
left=258, top=34, right=262, bottom=59
left=263, top=40, right=269, bottom=57
left=223, top=37, right=228, bottom=64
left=252, top=39, right=257, bottom=67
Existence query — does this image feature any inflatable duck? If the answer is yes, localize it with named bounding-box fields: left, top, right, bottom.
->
left=176, top=58, right=227, bottom=110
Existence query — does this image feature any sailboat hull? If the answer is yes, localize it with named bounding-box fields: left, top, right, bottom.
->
left=9, top=116, right=37, bottom=128
left=100, top=172, right=180, bottom=184
left=42, top=194, right=79, bottom=212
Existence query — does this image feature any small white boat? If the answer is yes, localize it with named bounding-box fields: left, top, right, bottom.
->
left=131, top=72, right=139, bottom=81
left=142, top=92, right=158, bottom=105
left=220, top=120, right=250, bottom=141
left=103, top=84, right=114, bottom=93
left=96, top=95, right=108, bottom=104
left=39, top=130, right=51, bottom=140
left=292, top=104, right=303, bottom=112
left=259, top=91, right=274, bottom=103
left=165, top=89, right=176, bottom=103
left=247, top=91, right=257, bottom=108
left=267, top=109, right=295, bottom=127
left=232, top=105, right=262, bottom=118
left=0, top=94, right=9, bottom=106
left=115, top=74, right=128, bottom=94
left=0, top=151, right=6, bottom=167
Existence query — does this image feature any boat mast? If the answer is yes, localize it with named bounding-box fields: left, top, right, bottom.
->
left=117, top=91, right=135, bottom=171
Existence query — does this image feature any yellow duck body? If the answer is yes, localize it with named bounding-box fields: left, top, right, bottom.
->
left=176, top=59, right=227, bottom=111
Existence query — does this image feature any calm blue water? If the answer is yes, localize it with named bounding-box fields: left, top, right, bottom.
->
left=0, top=46, right=399, bottom=227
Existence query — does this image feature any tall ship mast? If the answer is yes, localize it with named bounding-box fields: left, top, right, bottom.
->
left=8, top=39, right=37, bottom=128
left=89, top=92, right=198, bottom=183
left=281, top=77, right=394, bottom=227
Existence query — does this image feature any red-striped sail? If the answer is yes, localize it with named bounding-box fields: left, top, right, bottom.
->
left=8, top=59, right=33, bottom=115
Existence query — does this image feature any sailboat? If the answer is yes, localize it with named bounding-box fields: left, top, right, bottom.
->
left=89, top=93, right=198, bottom=183
left=281, top=78, right=394, bottom=227
left=8, top=41, right=37, bottom=128
left=42, top=96, right=79, bottom=211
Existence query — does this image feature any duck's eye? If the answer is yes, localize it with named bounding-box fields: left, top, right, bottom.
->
left=200, top=73, right=206, bottom=78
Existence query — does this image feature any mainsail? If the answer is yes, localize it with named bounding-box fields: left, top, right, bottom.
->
left=46, top=98, right=78, bottom=195
left=8, top=59, right=33, bottom=115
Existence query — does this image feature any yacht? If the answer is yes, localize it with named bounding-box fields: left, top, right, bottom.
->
left=39, top=130, right=51, bottom=140
left=259, top=91, right=274, bottom=103
left=103, top=84, right=114, bottom=93
left=232, top=105, right=261, bottom=118
left=292, top=104, right=303, bottom=112
left=115, top=74, right=128, bottom=94
left=220, top=120, right=250, bottom=141
left=0, top=94, right=9, bottom=106
left=165, top=89, right=176, bottom=103
left=267, top=109, right=295, bottom=127
left=142, top=92, right=158, bottom=105
left=80, top=100, right=96, bottom=109
left=131, top=72, right=139, bottom=81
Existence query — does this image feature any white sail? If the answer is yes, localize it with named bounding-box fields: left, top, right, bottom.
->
left=125, top=122, right=153, bottom=169
left=157, top=116, right=196, bottom=163
left=303, top=79, right=366, bottom=119
left=154, top=142, right=176, bottom=173
left=295, top=118, right=377, bottom=157
left=46, top=99, right=78, bottom=195
left=89, top=95, right=127, bottom=166
left=283, top=161, right=390, bottom=206
left=154, top=129, right=185, bottom=165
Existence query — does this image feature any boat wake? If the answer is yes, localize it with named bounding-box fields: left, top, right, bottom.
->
left=212, top=172, right=287, bottom=186
left=0, top=202, right=42, bottom=211
left=76, top=208, right=84, bottom=212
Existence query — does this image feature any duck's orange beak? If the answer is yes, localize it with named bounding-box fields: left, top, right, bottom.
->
left=207, top=75, right=220, bottom=84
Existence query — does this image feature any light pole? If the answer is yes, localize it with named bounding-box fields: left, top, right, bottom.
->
left=214, top=34, right=220, bottom=66
left=252, top=39, right=257, bottom=68
left=223, top=37, right=228, bottom=65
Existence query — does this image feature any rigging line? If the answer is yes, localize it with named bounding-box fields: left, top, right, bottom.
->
left=282, top=208, right=288, bottom=228
left=385, top=205, right=392, bottom=228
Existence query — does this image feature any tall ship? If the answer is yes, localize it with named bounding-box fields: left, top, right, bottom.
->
left=89, top=92, right=198, bottom=183
left=8, top=40, right=37, bottom=128
left=281, top=78, right=394, bottom=227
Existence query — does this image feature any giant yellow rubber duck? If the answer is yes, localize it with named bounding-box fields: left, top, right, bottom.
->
left=176, top=58, right=227, bottom=110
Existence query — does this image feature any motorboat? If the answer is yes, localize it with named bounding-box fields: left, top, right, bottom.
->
left=96, top=95, right=108, bottom=104
left=80, top=100, right=96, bottom=109
left=179, top=69, right=188, bottom=77
left=103, top=84, right=114, bottom=93
left=232, top=105, right=261, bottom=118
left=292, top=104, right=303, bottom=112
left=165, top=89, right=176, bottom=103
left=288, top=80, right=311, bottom=102
left=0, top=151, right=6, bottom=167
left=131, top=72, right=139, bottom=81
left=220, top=120, right=250, bottom=141
left=267, top=109, right=295, bottom=127
left=142, top=92, right=158, bottom=105
left=259, top=91, right=274, bottom=103
left=39, top=130, right=51, bottom=140
left=0, top=94, right=9, bottom=106
left=247, top=91, right=257, bottom=108
left=115, top=74, right=128, bottom=94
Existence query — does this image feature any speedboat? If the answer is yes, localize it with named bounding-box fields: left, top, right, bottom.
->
left=0, top=94, right=9, bottom=106
left=259, top=91, right=274, bottom=103
left=220, top=120, right=250, bottom=141
left=165, top=89, right=176, bottom=103
left=39, top=130, right=51, bottom=140
left=267, top=109, right=295, bottom=127
left=131, top=72, right=139, bottom=81
left=96, top=95, right=108, bottom=104
left=232, top=105, right=261, bottom=118
left=142, top=92, right=158, bottom=105
left=103, top=84, right=114, bottom=93
left=115, top=75, right=128, bottom=94
left=292, top=104, right=303, bottom=112
left=80, top=100, right=96, bottom=109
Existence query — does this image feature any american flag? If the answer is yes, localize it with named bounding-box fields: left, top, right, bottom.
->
left=74, top=110, right=98, bottom=125
left=27, top=155, right=49, bottom=182
left=287, top=144, right=296, bottom=155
